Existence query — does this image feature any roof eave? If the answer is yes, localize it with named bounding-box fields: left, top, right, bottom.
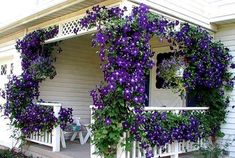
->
left=0, top=0, right=87, bottom=37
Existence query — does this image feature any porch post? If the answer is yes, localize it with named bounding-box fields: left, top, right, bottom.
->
left=52, top=103, right=61, bottom=152
left=171, top=141, right=179, bottom=158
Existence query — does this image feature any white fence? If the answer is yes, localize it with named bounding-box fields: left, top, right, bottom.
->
left=90, top=106, right=209, bottom=158
left=26, top=102, right=62, bottom=152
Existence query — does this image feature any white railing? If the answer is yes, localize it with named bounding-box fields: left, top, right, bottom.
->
left=26, top=102, right=61, bottom=152
left=90, top=106, right=209, bottom=158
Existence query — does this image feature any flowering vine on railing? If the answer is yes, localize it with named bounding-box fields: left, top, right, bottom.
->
left=0, top=27, right=73, bottom=139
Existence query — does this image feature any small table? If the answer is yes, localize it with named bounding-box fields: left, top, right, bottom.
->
left=70, top=124, right=91, bottom=145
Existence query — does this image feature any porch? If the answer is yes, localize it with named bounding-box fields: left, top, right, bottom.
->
left=25, top=25, right=208, bottom=158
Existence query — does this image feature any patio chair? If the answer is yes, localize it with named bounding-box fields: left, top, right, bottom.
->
left=70, top=118, right=91, bottom=145
left=61, top=117, right=83, bottom=148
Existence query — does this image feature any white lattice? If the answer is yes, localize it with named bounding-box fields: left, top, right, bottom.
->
left=61, top=19, right=80, bottom=36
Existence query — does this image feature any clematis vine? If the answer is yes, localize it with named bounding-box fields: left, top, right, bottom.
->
left=75, top=3, right=233, bottom=158
left=1, top=27, right=73, bottom=140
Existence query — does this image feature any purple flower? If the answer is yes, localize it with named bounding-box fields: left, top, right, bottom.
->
left=105, top=118, right=112, bottom=125
left=145, top=150, right=154, bottom=158
left=96, top=32, right=106, bottom=44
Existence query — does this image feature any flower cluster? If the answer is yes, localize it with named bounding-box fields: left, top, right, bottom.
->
left=1, top=27, right=73, bottom=139
left=137, top=111, right=208, bottom=146
left=20, top=105, right=57, bottom=135
left=15, top=27, right=60, bottom=72
left=58, top=107, right=73, bottom=130
left=171, top=24, right=233, bottom=90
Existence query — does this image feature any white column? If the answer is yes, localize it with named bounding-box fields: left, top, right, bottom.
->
left=12, top=50, right=22, bottom=75
left=90, top=105, right=97, bottom=158
left=52, top=103, right=61, bottom=152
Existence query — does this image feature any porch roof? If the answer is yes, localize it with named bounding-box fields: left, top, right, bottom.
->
left=0, top=0, right=114, bottom=38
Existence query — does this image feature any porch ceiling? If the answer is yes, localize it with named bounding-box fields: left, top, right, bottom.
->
left=0, top=0, right=110, bottom=38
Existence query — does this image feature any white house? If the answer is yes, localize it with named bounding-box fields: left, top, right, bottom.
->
left=0, top=0, right=235, bottom=158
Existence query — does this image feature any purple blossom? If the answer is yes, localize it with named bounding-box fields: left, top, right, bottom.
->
left=105, top=118, right=112, bottom=125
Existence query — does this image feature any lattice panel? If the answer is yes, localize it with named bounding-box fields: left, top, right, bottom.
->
left=61, top=19, right=80, bottom=36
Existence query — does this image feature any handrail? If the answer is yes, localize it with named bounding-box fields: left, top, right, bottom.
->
left=144, top=106, right=209, bottom=111
left=90, top=105, right=209, bottom=111
left=36, top=102, right=61, bottom=107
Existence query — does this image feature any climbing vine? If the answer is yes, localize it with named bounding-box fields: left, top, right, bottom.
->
left=1, top=27, right=73, bottom=139
left=77, top=4, right=233, bottom=158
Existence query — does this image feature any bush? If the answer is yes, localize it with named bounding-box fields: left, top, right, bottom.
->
left=0, top=149, right=30, bottom=158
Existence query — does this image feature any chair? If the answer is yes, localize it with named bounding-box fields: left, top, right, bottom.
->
left=70, top=118, right=91, bottom=144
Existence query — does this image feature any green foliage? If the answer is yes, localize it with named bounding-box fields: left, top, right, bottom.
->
left=193, top=139, right=234, bottom=158
left=189, top=89, right=229, bottom=137
left=0, top=149, right=31, bottom=158
left=91, top=84, right=130, bottom=157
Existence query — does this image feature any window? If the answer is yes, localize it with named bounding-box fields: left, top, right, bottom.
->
left=1, top=64, right=7, bottom=75
left=10, top=63, right=14, bottom=74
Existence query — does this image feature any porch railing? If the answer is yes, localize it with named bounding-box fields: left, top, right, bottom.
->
left=26, top=102, right=62, bottom=152
left=90, top=106, right=209, bottom=158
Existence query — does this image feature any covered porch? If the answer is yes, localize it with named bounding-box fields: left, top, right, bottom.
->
left=23, top=31, right=209, bottom=158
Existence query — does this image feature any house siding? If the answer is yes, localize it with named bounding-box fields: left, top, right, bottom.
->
left=215, top=23, right=235, bottom=158
left=39, top=37, right=103, bottom=124
left=0, top=45, right=18, bottom=149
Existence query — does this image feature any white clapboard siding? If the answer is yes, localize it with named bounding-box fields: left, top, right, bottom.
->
left=39, top=37, right=103, bottom=124
left=0, top=45, right=18, bottom=149
left=215, top=23, right=235, bottom=158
